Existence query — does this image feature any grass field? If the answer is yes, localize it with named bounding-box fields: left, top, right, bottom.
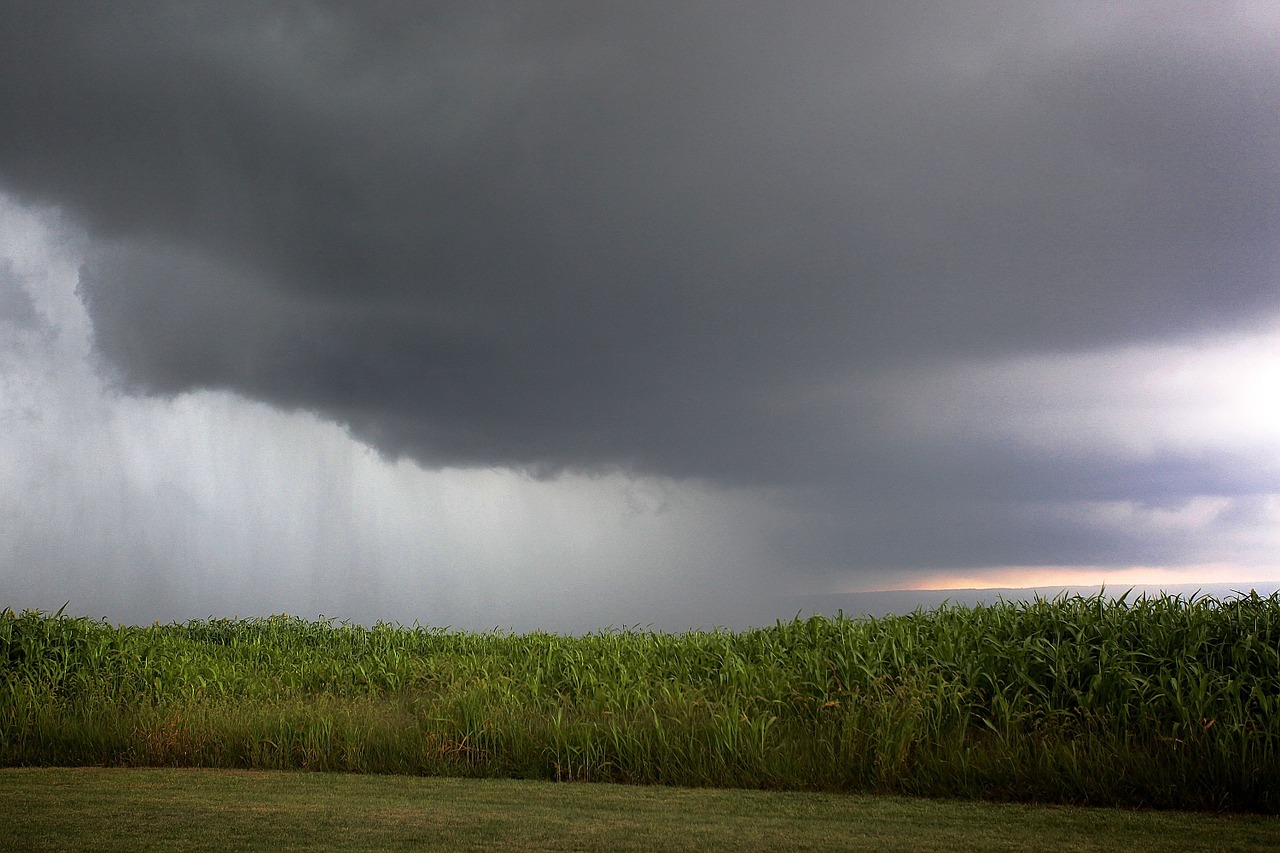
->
left=3, top=767, right=1278, bottom=852
left=3, top=592, right=1279, bottom=811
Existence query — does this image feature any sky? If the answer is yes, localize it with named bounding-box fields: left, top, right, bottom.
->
left=0, top=2, right=1277, bottom=632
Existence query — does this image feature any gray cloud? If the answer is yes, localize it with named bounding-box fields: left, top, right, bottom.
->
left=1, top=3, right=1277, bottom=601
left=0, top=262, right=39, bottom=329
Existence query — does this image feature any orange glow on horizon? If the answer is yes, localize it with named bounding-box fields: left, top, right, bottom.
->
left=886, top=563, right=1280, bottom=592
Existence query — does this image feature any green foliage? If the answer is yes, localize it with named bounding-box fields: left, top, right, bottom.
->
left=3, top=592, right=1279, bottom=811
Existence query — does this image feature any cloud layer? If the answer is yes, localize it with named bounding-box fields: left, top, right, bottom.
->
left=3, top=3, right=1276, bottom=482
left=0, top=4, right=1276, bottom=624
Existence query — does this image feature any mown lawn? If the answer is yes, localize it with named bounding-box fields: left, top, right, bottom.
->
left=2, top=768, right=1277, bottom=852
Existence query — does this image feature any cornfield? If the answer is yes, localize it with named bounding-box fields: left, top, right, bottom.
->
left=2, top=592, right=1278, bottom=811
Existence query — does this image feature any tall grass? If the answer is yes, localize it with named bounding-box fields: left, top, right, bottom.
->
left=2, top=592, right=1278, bottom=811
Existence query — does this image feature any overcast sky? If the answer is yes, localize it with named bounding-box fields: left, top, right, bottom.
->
left=1, top=2, right=1277, bottom=631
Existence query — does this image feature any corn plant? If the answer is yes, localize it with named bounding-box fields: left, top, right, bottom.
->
left=2, top=592, right=1277, bottom=811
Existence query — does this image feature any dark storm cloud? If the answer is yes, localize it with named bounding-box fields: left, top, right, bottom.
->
left=1, top=1, right=1276, bottom=526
